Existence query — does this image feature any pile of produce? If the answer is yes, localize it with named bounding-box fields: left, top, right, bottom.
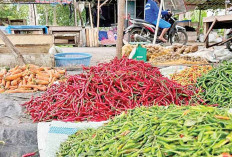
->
left=22, top=58, right=198, bottom=122
left=57, top=105, right=232, bottom=157
left=122, top=44, right=171, bottom=60
left=144, top=45, right=171, bottom=60
left=171, top=44, right=198, bottom=54
left=197, top=62, right=232, bottom=107
left=171, top=65, right=213, bottom=85
left=122, top=44, right=206, bottom=65
left=122, top=44, right=136, bottom=57
left=0, top=65, right=66, bottom=93
left=150, top=54, right=208, bottom=65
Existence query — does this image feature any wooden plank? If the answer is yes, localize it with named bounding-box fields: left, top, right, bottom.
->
left=53, top=32, right=80, bottom=35
left=204, top=18, right=217, bottom=42
left=207, top=36, right=232, bottom=48
left=0, top=45, right=51, bottom=54
left=0, top=30, right=26, bottom=65
left=86, top=28, right=90, bottom=47
left=49, top=26, right=82, bottom=32
left=0, top=35, right=53, bottom=46
left=204, top=22, right=209, bottom=48
left=203, top=14, right=232, bottom=23
left=89, top=3, right=93, bottom=29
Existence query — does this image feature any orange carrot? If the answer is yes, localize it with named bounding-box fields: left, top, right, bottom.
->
left=215, top=115, right=230, bottom=120
left=36, top=80, right=49, bottom=85
left=11, top=80, right=18, bottom=86
left=18, top=81, right=22, bottom=87
left=5, top=73, right=23, bottom=81
left=21, top=85, right=47, bottom=91
left=5, top=81, right=10, bottom=89
left=22, top=78, right=27, bottom=85
left=58, top=70, right=66, bottom=74
left=54, top=73, right=61, bottom=79
left=50, top=77, right=56, bottom=86
left=0, top=88, right=5, bottom=93
left=1, top=79, right=5, bottom=86
left=11, top=69, right=22, bottom=75
left=20, top=66, right=26, bottom=71
left=9, top=86, right=18, bottom=90
left=28, top=74, right=34, bottom=82
left=36, top=75, right=49, bottom=82
left=5, top=89, right=34, bottom=93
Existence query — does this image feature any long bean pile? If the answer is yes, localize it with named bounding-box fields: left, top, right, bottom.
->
left=197, top=62, right=232, bottom=107
left=22, top=58, right=198, bottom=122
left=171, top=65, right=213, bottom=85
left=57, top=105, right=232, bottom=157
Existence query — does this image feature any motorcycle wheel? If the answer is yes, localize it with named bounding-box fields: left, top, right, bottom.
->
left=226, top=34, right=232, bottom=52
left=170, top=30, right=188, bottom=45
left=123, top=28, right=148, bottom=43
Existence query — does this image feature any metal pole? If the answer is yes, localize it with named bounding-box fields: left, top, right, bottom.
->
left=153, top=0, right=164, bottom=44
left=126, top=0, right=128, bottom=20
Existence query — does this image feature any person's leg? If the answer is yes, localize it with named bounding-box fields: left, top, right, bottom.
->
left=159, top=28, right=169, bottom=42
left=154, top=19, right=171, bottom=42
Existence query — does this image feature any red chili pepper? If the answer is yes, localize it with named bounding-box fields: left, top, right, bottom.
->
left=22, top=151, right=37, bottom=157
left=22, top=57, right=201, bottom=122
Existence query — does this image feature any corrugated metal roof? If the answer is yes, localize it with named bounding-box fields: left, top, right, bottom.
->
left=185, top=0, right=226, bottom=9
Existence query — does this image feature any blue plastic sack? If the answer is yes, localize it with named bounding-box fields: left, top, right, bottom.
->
left=98, top=31, right=108, bottom=41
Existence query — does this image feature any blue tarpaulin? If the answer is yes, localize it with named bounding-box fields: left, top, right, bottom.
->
left=6, top=25, right=48, bottom=34
left=0, top=26, right=8, bottom=34
left=98, top=31, right=108, bottom=41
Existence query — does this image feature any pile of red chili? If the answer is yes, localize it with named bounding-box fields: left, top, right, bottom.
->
left=22, top=57, right=198, bottom=122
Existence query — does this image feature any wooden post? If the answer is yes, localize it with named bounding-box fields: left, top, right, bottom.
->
left=53, top=5, right=57, bottom=26
left=116, top=0, right=125, bottom=58
left=77, top=1, right=83, bottom=27
left=197, top=9, right=201, bottom=37
left=89, top=3, right=93, bottom=28
left=45, top=7, right=49, bottom=25
left=73, top=0, right=78, bottom=26
left=0, top=30, right=26, bottom=65
left=97, top=0, right=100, bottom=29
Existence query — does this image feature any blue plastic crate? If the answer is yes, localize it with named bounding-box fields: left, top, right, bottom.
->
left=54, top=52, right=92, bottom=67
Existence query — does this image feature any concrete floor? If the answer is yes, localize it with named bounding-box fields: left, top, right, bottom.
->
left=62, top=47, right=116, bottom=66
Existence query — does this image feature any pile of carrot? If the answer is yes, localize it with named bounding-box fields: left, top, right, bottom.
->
left=0, top=64, right=66, bottom=93
left=171, top=65, right=213, bottom=85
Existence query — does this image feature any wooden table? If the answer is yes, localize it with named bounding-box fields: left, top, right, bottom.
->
left=48, top=26, right=83, bottom=46
left=203, top=14, right=232, bottom=48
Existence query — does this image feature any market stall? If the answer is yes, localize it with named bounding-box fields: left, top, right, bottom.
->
left=1, top=0, right=232, bottom=157
left=203, top=14, right=232, bottom=48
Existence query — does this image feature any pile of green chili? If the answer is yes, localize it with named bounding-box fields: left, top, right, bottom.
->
left=197, top=62, right=232, bottom=107
left=57, top=105, right=232, bottom=157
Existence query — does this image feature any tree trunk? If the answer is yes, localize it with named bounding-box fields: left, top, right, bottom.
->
left=116, top=0, right=125, bottom=58
left=29, top=4, right=36, bottom=25
left=73, top=0, right=78, bottom=26
left=0, top=30, right=26, bottom=65
left=77, top=2, right=83, bottom=27
left=97, top=0, right=100, bottom=29
left=45, top=7, right=49, bottom=25
left=53, top=6, right=57, bottom=26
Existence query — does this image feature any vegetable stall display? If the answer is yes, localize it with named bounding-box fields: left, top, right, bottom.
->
left=171, top=65, right=213, bottom=85
left=22, top=58, right=199, bottom=122
left=197, top=62, right=232, bottom=107
left=57, top=105, right=232, bottom=157
left=0, top=65, right=66, bottom=93
left=122, top=44, right=203, bottom=65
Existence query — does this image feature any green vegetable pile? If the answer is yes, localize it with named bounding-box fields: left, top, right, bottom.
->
left=57, top=105, right=232, bottom=157
left=197, top=62, right=232, bottom=107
